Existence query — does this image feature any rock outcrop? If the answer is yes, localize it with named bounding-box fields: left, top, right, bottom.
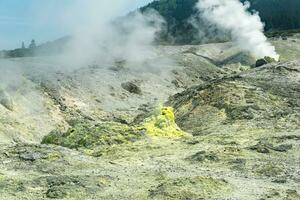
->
left=168, top=60, right=300, bottom=135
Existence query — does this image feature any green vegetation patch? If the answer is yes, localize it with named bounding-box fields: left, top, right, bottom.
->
left=44, top=175, right=110, bottom=199
left=42, top=107, right=188, bottom=155
left=148, top=176, right=231, bottom=200
left=42, top=121, right=143, bottom=150
left=254, top=162, right=285, bottom=177
left=0, top=177, right=26, bottom=194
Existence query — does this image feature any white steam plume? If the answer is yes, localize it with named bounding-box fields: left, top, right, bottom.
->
left=55, top=0, right=164, bottom=67
left=196, top=0, right=279, bottom=60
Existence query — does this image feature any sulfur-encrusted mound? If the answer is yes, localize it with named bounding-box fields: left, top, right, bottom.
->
left=42, top=107, right=187, bottom=154
left=142, top=107, right=187, bottom=138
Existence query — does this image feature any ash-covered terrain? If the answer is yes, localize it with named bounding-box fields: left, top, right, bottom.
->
left=0, top=35, right=299, bottom=199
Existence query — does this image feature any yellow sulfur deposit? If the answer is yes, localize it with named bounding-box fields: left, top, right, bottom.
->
left=142, top=107, right=187, bottom=138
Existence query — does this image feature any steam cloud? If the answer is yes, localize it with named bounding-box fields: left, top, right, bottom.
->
left=57, top=0, right=164, bottom=67
left=196, top=0, right=280, bottom=60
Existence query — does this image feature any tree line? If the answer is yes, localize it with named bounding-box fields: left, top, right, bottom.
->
left=141, top=0, right=300, bottom=43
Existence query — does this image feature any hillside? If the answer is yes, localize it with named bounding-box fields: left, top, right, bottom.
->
left=0, top=36, right=71, bottom=58
left=1, top=0, right=300, bottom=199
left=141, top=0, right=300, bottom=43
left=0, top=35, right=299, bottom=199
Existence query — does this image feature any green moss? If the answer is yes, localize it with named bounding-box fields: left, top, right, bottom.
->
left=264, top=56, right=277, bottom=63
left=42, top=121, right=142, bottom=150
left=0, top=178, right=25, bottom=193
left=42, top=130, right=61, bottom=145
left=260, top=189, right=300, bottom=200
left=255, top=163, right=284, bottom=177
left=188, top=151, right=220, bottom=163
left=149, top=176, right=230, bottom=200
left=45, top=175, right=92, bottom=199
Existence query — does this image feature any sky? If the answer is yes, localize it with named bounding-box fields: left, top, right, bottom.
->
left=0, top=0, right=152, bottom=50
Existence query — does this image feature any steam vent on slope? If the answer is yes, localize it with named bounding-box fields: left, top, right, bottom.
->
left=0, top=0, right=299, bottom=199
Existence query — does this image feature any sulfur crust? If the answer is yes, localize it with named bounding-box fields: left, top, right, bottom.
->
left=142, top=107, right=188, bottom=138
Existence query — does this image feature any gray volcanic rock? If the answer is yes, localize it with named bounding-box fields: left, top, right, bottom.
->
left=121, top=81, right=142, bottom=95
left=255, top=58, right=268, bottom=67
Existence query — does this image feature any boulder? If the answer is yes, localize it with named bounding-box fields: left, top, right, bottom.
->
left=121, top=82, right=142, bottom=95
left=255, top=58, right=268, bottom=67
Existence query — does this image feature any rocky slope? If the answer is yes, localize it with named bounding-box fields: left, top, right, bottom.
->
left=0, top=36, right=300, bottom=199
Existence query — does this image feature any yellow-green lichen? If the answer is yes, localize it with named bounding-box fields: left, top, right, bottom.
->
left=47, top=152, right=62, bottom=161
